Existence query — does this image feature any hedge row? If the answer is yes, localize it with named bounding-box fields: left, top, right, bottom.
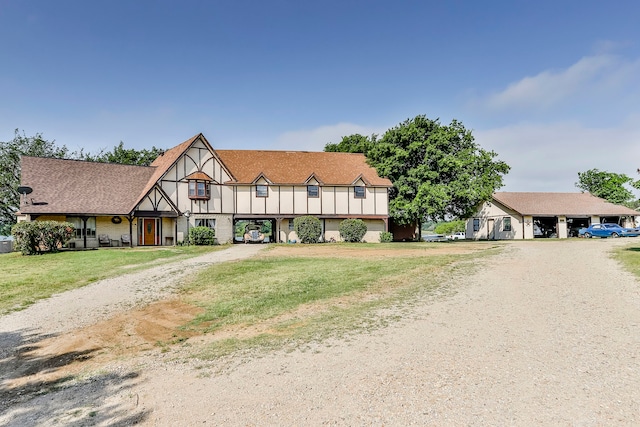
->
left=291, top=216, right=392, bottom=243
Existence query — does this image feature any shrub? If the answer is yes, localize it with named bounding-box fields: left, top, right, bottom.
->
left=434, top=219, right=466, bottom=235
left=12, top=221, right=74, bottom=255
left=379, top=231, right=393, bottom=243
left=293, top=216, right=322, bottom=243
left=339, top=219, right=367, bottom=242
left=189, top=226, right=216, bottom=245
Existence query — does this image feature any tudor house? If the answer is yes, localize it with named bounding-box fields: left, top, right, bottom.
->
left=17, top=134, right=392, bottom=247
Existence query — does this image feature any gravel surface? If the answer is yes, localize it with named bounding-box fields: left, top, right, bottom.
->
left=0, top=245, right=264, bottom=366
left=2, top=239, right=640, bottom=426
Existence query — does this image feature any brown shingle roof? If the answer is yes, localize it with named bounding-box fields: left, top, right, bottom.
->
left=19, top=156, right=156, bottom=215
left=215, top=150, right=392, bottom=186
left=493, top=192, right=639, bottom=216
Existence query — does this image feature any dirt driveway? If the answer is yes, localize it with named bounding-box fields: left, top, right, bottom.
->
left=2, top=239, right=640, bottom=425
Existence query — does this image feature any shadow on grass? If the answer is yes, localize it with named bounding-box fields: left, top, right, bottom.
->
left=0, top=329, right=149, bottom=425
left=623, top=247, right=640, bottom=252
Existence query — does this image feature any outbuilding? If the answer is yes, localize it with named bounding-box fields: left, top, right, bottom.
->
left=467, top=192, right=638, bottom=240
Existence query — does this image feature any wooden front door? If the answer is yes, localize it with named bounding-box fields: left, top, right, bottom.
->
left=143, top=219, right=156, bottom=245
left=488, top=219, right=495, bottom=240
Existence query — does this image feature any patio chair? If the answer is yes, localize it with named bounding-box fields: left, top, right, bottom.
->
left=98, top=234, right=111, bottom=247
left=121, top=234, right=131, bottom=246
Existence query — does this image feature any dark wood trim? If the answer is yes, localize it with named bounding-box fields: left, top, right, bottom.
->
left=134, top=211, right=178, bottom=218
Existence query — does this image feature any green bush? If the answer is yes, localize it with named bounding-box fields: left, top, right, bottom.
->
left=339, top=219, right=367, bottom=242
left=293, top=216, right=322, bottom=243
left=12, top=221, right=74, bottom=255
left=189, top=226, right=216, bottom=245
left=379, top=231, right=393, bottom=243
left=434, top=219, right=466, bottom=235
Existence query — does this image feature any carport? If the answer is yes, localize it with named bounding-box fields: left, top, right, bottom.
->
left=468, top=192, right=639, bottom=240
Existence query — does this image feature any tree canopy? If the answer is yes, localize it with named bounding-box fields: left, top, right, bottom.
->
left=0, top=130, right=71, bottom=235
left=0, top=130, right=164, bottom=235
left=78, top=141, right=164, bottom=166
left=326, top=116, right=510, bottom=233
left=324, top=134, right=375, bottom=154
left=575, top=168, right=638, bottom=206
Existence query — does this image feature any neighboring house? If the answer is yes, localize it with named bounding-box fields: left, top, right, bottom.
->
left=17, top=134, right=392, bottom=248
left=467, top=192, right=638, bottom=240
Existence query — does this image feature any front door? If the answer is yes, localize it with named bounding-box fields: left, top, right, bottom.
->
left=488, top=219, right=495, bottom=240
left=143, top=219, right=156, bottom=245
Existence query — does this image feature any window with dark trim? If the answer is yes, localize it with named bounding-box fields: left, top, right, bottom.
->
left=256, top=185, right=268, bottom=197
left=307, top=185, right=319, bottom=198
left=67, top=216, right=96, bottom=238
left=503, top=217, right=512, bottom=232
left=195, top=218, right=216, bottom=230
left=473, top=218, right=480, bottom=232
left=354, top=186, right=366, bottom=198
left=188, top=180, right=210, bottom=200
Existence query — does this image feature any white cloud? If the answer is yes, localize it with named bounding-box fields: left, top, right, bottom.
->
left=484, top=54, right=640, bottom=111
left=272, top=122, right=387, bottom=151
left=475, top=121, right=640, bottom=193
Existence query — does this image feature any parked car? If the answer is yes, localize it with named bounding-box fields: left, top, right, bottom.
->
left=446, top=232, right=465, bottom=240
left=243, top=224, right=266, bottom=243
left=579, top=223, right=640, bottom=238
left=423, top=233, right=446, bottom=242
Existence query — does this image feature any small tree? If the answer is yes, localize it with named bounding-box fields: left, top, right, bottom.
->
left=189, top=226, right=216, bottom=245
left=293, top=216, right=322, bottom=243
left=339, top=219, right=367, bottom=242
left=434, top=219, right=466, bottom=235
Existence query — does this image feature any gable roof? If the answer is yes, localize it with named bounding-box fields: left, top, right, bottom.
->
left=493, top=192, right=639, bottom=216
left=215, top=150, right=392, bottom=186
left=19, top=156, right=156, bottom=216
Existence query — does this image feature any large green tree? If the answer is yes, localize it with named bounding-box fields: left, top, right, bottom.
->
left=342, top=116, right=509, bottom=236
left=0, top=130, right=70, bottom=235
left=575, top=168, right=637, bottom=205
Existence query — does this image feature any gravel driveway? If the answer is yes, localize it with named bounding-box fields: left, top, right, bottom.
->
left=2, top=239, right=640, bottom=426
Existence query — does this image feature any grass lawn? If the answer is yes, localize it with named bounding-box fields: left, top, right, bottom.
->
left=614, top=242, right=640, bottom=279
left=180, top=242, right=502, bottom=359
left=0, top=245, right=226, bottom=315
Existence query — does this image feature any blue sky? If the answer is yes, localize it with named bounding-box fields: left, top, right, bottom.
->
left=1, top=0, right=639, bottom=192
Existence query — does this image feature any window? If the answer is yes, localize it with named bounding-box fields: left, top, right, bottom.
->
left=307, top=185, right=319, bottom=198
left=354, top=186, right=366, bottom=198
left=195, top=218, right=216, bottom=229
left=256, top=185, right=268, bottom=197
left=503, top=217, right=512, bottom=232
left=67, top=216, right=96, bottom=238
left=289, top=219, right=295, bottom=230
left=473, top=218, right=480, bottom=232
left=188, top=180, right=210, bottom=200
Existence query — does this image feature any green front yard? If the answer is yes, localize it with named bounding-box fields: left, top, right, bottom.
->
left=0, top=245, right=225, bottom=315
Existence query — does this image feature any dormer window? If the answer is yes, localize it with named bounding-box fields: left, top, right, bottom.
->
left=354, top=186, right=366, bottom=198
left=256, top=185, right=268, bottom=197
left=189, top=180, right=210, bottom=200
left=307, top=185, right=319, bottom=198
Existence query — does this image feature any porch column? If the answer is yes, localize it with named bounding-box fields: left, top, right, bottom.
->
left=127, top=215, right=133, bottom=248
left=80, top=216, right=88, bottom=248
